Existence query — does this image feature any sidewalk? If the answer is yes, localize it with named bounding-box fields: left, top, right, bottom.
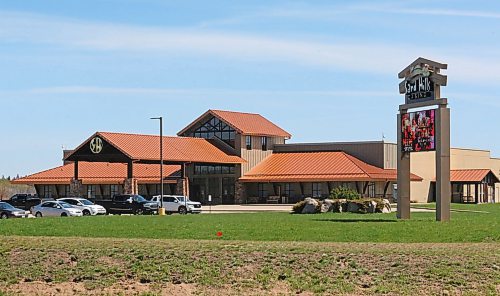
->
left=201, top=204, right=439, bottom=214
left=203, top=204, right=293, bottom=214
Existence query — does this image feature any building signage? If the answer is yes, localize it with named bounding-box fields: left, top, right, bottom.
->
left=401, top=109, right=435, bottom=153
left=399, top=57, right=447, bottom=106
left=404, top=65, right=435, bottom=103
left=90, top=137, right=103, bottom=154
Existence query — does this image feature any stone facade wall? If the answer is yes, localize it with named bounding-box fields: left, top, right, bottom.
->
left=176, top=178, right=190, bottom=197
left=123, top=178, right=138, bottom=195
left=234, top=181, right=246, bottom=204
left=70, top=179, right=84, bottom=197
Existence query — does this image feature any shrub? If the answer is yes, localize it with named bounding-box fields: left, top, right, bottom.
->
left=329, top=186, right=360, bottom=200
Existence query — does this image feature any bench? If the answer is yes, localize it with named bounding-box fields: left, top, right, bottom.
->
left=266, top=196, right=280, bottom=204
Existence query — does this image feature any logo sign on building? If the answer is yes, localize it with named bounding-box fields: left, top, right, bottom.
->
left=401, top=109, right=435, bottom=153
left=90, top=137, right=103, bottom=154
left=399, top=57, right=447, bottom=105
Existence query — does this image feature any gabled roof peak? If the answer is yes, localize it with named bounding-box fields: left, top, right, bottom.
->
left=178, top=109, right=292, bottom=138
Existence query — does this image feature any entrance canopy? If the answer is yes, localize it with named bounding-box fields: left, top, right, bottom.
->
left=65, top=132, right=245, bottom=165
left=240, top=151, right=423, bottom=182
left=13, top=162, right=180, bottom=185
left=450, top=169, right=499, bottom=183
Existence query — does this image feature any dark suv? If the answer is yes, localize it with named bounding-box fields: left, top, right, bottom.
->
left=94, top=194, right=158, bottom=215
left=4, top=194, right=42, bottom=210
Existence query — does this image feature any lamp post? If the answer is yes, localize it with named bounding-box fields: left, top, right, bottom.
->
left=151, top=116, right=165, bottom=216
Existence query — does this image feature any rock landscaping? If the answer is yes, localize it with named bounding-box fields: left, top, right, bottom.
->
left=293, top=197, right=392, bottom=214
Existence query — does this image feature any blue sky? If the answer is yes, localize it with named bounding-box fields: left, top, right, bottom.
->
left=1, top=0, right=500, bottom=177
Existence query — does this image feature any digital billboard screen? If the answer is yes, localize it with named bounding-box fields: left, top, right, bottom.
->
left=401, top=109, right=435, bottom=152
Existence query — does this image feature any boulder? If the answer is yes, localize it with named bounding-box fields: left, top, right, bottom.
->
left=321, top=199, right=334, bottom=213
left=381, top=199, right=392, bottom=213
left=302, top=198, right=320, bottom=214
left=367, top=201, right=378, bottom=214
left=347, top=202, right=361, bottom=213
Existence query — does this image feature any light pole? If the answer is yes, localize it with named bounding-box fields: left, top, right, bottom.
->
left=151, top=116, right=165, bottom=216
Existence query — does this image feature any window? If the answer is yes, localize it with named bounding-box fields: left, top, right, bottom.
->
left=284, top=183, right=293, bottom=198
left=193, top=116, right=236, bottom=147
left=261, top=137, right=268, bottom=151
left=312, top=183, right=322, bottom=198
left=87, top=185, right=96, bottom=199
left=246, top=136, right=252, bottom=150
left=368, top=182, right=376, bottom=198
left=194, top=165, right=235, bottom=175
left=63, top=199, right=78, bottom=205
left=114, top=195, right=127, bottom=202
left=42, top=202, right=55, bottom=208
left=258, top=183, right=268, bottom=198
left=43, top=186, right=52, bottom=198
left=110, top=185, right=119, bottom=197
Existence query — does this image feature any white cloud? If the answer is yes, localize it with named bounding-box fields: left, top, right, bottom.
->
left=0, top=11, right=499, bottom=84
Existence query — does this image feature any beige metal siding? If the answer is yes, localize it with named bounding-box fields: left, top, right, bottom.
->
left=240, top=135, right=285, bottom=175
left=274, top=142, right=386, bottom=168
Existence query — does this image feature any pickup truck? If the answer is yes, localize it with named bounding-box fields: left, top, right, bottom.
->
left=94, top=194, right=158, bottom=215
left=2, top=194, right=42, bottom=210
left=150, top=195, right=202, bottom=215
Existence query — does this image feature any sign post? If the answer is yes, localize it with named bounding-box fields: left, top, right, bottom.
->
left=397, top=57, right=450, bottom=222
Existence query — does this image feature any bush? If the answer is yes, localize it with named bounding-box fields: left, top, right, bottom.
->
left=329, top=187, right=360, bottom=200
left=292, top=201, right=307, bottom=214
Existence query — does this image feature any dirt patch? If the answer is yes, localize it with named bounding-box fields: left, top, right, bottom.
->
left=1, top=281, right=299, bottom=296
left=0, top=237, right=498, bottom=296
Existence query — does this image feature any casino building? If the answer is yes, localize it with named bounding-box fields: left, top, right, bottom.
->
left=13, top=109, right=499, bottom=204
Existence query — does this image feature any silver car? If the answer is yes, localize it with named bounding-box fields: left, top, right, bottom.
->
left=31, top=201, right=83, bottom=217
left=58, top=198, right=107, bottom=216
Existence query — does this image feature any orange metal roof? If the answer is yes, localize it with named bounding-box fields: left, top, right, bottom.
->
left=12, top=162, right=181, bottom=185
left=450, top=169, right=497, bottom=182
left=68, top=132, right=245, bottom=164
left=178, top=109, right=292, bottom=138
left=240, top=151, right=423, bottom=182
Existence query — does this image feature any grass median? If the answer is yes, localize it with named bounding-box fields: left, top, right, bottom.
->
left=0, top=204, right=498, bottom=243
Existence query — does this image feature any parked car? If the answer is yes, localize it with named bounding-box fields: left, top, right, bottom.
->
left=151, top=195, right=202, bottom=215
left=31, top=201, right=83, bottom=217
left=0, top=202, right=30, bottom=219
left=58, top=198, right=107, bottom=216
left=94, top=194, right=158, bottom=215
left=3, top=194, right=42, bottom=210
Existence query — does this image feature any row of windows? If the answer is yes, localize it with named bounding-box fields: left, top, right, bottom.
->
left=257, top=182, right=377, bottom=198
left=40, top=184, right=122, bottom=199
left=246, top=136, right=268, bottom=151
left=194, top=165, right=236, bottom=175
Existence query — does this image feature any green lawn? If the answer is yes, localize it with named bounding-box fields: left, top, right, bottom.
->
left=0, top=204, right=498, bottom=243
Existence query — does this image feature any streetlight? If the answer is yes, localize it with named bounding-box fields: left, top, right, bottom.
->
left=151, top=116, right=165, bottom=216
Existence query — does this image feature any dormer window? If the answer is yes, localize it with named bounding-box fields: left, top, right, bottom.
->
left=246, top=136, right=252, bottom=150
left=261, top=136, right=268, bottom=151
left=193, top=116, right=236, bottom=147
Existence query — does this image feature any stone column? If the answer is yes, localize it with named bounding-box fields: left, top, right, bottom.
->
left=176, top=178, right=190, bottom=197
left=123, top=178, right=138, bottom=195
left=70, top=179, right=84, bottom=197
left=235, top=181, right=246, bottom=204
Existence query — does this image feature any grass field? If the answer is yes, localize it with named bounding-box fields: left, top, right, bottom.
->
left=0, top=204, right=498, bottom=295
left=0, top=237, right=498, bottom=296
left=0, top=204, right=498, bottom=243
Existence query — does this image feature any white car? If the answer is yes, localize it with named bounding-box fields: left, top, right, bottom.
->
left=58, top=198, right=107, bottom=216
left=151, top=195, right=202, bottom=215
left=31, top=201, right=83, bottom=217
